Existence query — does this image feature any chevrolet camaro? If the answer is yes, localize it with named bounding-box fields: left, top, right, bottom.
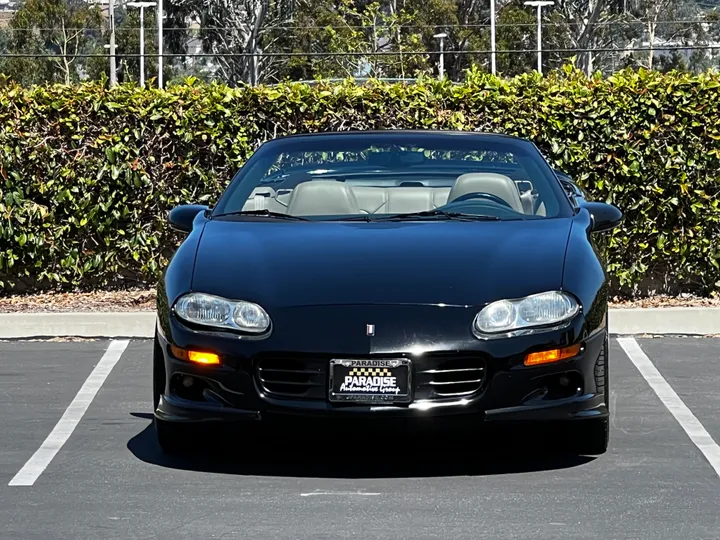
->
left=153, top=130, right=622, bottom=455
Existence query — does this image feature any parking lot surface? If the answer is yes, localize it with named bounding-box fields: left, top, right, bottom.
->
left=1, top=337, right=719, bottom=540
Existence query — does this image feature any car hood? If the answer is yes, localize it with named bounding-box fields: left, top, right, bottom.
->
left=191, top=219, right=573, bottom=308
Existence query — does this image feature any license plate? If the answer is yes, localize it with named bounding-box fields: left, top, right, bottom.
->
left=329, top=359, right=412, bottom=403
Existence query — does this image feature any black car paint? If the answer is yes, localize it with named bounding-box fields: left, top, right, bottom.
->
left=192, top=218, right=572, bottom=308
left=155, top=132, right=620, bottom=431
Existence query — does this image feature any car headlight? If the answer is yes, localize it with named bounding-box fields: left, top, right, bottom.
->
left=473, top=291, right=579, bottom=338
left=174, top=292, right=271, bottom=333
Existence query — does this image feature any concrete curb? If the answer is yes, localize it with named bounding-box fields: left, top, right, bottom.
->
left=0, top=312, right=157, bottom=339
left=2, top=308, right=720, bottom=339
left=607, top=307, right=720, bottom=336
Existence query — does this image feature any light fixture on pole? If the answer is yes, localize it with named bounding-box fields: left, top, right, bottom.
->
left=524, top=0, right=554, bottom=74
left=127, top=1, right=157, bottom=87
left=433, top=32, right=448, bottom=79
left=490, top=0, right=496, bottom=75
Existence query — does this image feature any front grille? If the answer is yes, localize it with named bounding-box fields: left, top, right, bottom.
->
left=256, top=353, right=487, bottom=402
left=256, top=356, right=327, bottom=399
left=416, top=355, right=487, bottom=399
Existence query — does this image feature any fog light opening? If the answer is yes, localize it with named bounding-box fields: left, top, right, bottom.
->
left=171, top=374, right=210, bottom=401
left=545, top=371, right=584, bottom=399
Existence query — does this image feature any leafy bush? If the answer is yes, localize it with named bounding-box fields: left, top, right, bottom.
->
left=1, top=66, right=720, bottom=295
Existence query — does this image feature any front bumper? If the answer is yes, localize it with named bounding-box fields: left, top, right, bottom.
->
left=154, top=313, right=608, bottom=427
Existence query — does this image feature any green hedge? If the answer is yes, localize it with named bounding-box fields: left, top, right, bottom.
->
left=2, top=66, right=720, bottom=295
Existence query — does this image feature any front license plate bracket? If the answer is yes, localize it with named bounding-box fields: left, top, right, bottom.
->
left=329, top=358, right=412, bottom=404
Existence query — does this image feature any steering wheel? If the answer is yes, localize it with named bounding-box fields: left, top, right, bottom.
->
left=449, top=192, right=514, bottom=209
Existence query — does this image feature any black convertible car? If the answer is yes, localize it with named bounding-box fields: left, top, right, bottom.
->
left=153, top=130, right=622, bottom=455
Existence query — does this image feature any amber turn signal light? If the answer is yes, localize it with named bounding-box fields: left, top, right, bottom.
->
left=170, top=345, right=221, bottom=365
left=524, top=343, right=582, bottom=367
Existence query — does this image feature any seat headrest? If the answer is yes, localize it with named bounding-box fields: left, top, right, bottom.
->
left=448, top=173, right=524, bottom=213
left=286, top=181, right=361, bottom=216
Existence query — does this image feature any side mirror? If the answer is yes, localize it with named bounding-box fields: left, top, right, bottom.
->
left=169, top=204, right=209, bottom=233
left=584, top=202, right=623, bottom=233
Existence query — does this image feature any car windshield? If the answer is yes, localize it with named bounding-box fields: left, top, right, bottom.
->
left=212, top=132, right=572, bottom=221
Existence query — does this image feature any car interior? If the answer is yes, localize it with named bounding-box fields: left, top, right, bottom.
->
left=240, top=173, right=548, bottom=217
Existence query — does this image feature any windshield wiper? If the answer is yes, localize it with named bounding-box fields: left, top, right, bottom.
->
left=380, top=210, right=502, bottom=221
left=212, top=209, right=309, bottom=221
left=335, top=210, right=502, bottom=222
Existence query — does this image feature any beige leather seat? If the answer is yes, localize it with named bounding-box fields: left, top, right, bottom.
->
left=251, top=177, right=532, bottom=216
left=286, top=180, right=361, bottom=216
left=351, top=186, right=387, bottom=214
left=386, top=187, right=450, bottom=213
left=242, top=186, right=278, bottom=211
left=447, top=173, right=525, bottom=213
left=351, top=186, right=451, bottom=214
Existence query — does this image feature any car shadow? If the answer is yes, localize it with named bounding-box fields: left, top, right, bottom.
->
left=127, top=412, right=595, bottom=478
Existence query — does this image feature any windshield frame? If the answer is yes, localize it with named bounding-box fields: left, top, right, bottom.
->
left=210, top=131, right=576, bottom=220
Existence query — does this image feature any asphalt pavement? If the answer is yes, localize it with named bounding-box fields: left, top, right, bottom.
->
left=1, top=337, right=719, bottom=540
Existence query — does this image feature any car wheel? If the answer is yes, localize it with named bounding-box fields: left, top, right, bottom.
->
left=595, top=333, right=609, bottom=409
left=152, top=333, right=165, bottom=412
left=573, top=335, right=610, bottom=455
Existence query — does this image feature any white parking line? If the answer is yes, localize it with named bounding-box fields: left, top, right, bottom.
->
left=300, top=491, right=381, bottom=497
left=8, top=340, right=129, bottom=487
left=618, top=337, right=720, bottom=478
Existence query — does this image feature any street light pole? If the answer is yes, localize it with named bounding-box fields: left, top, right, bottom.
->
left=128, top=2, right=157, bottom=87
left=490, top=0, right=496, bottom=75
left=157, top=0, right=163, bottom=88
left=108, top=0, right=117, bottom=86
left=433, top=33, right=447, bottom=79
left=139, top=6, right=145, bottom=86
left=524, top=1, right=554, bottom=75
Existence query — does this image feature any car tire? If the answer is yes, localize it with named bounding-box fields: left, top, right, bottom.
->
left=595, top=333, right=609, bottom=410
left=152, top=333, right=165, bottom=412
left=573, top=335, right=610, bottom=455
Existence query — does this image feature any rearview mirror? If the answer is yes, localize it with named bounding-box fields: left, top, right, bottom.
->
left=169, top=204, right=209, bottom=233
left=584, top=202, right=623, bottom=233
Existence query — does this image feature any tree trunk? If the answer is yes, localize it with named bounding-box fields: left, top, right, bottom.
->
left=646, top=3, right=663, bottom=71
left=388, top=0, right=404, bottom=79
left=60, top=19, right=71, bottom=85
left=570, top=0, right=607, bottom=75
left=648, top=21, right=656, bottom=70
left=248, top=0, right=267, bottom=84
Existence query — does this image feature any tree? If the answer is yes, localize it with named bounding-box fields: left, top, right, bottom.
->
left=7, top=0, right=103, bottom=85
left=351, top=1, right=430, bottom=78
left=553, top=0, right=624, bottom=75
left=269, top=0, right=431, bottom=82
left=625, top=0, right=702, bottom=70
left=116, top=8, right=160, bottom=83
left=271, top=0, right=371, bottom=81
left=493, top=5, right=537, bottom=75
left=84, top=7, right=166, bottom=84
left=402, top=0, right=477, bottom=80
left=166, top=0, right=298, bottom=85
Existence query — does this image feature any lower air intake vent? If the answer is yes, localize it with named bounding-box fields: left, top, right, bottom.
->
left=417, top=356, right=486, bottom=398
left=256, top=356, right=326, bottom=399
